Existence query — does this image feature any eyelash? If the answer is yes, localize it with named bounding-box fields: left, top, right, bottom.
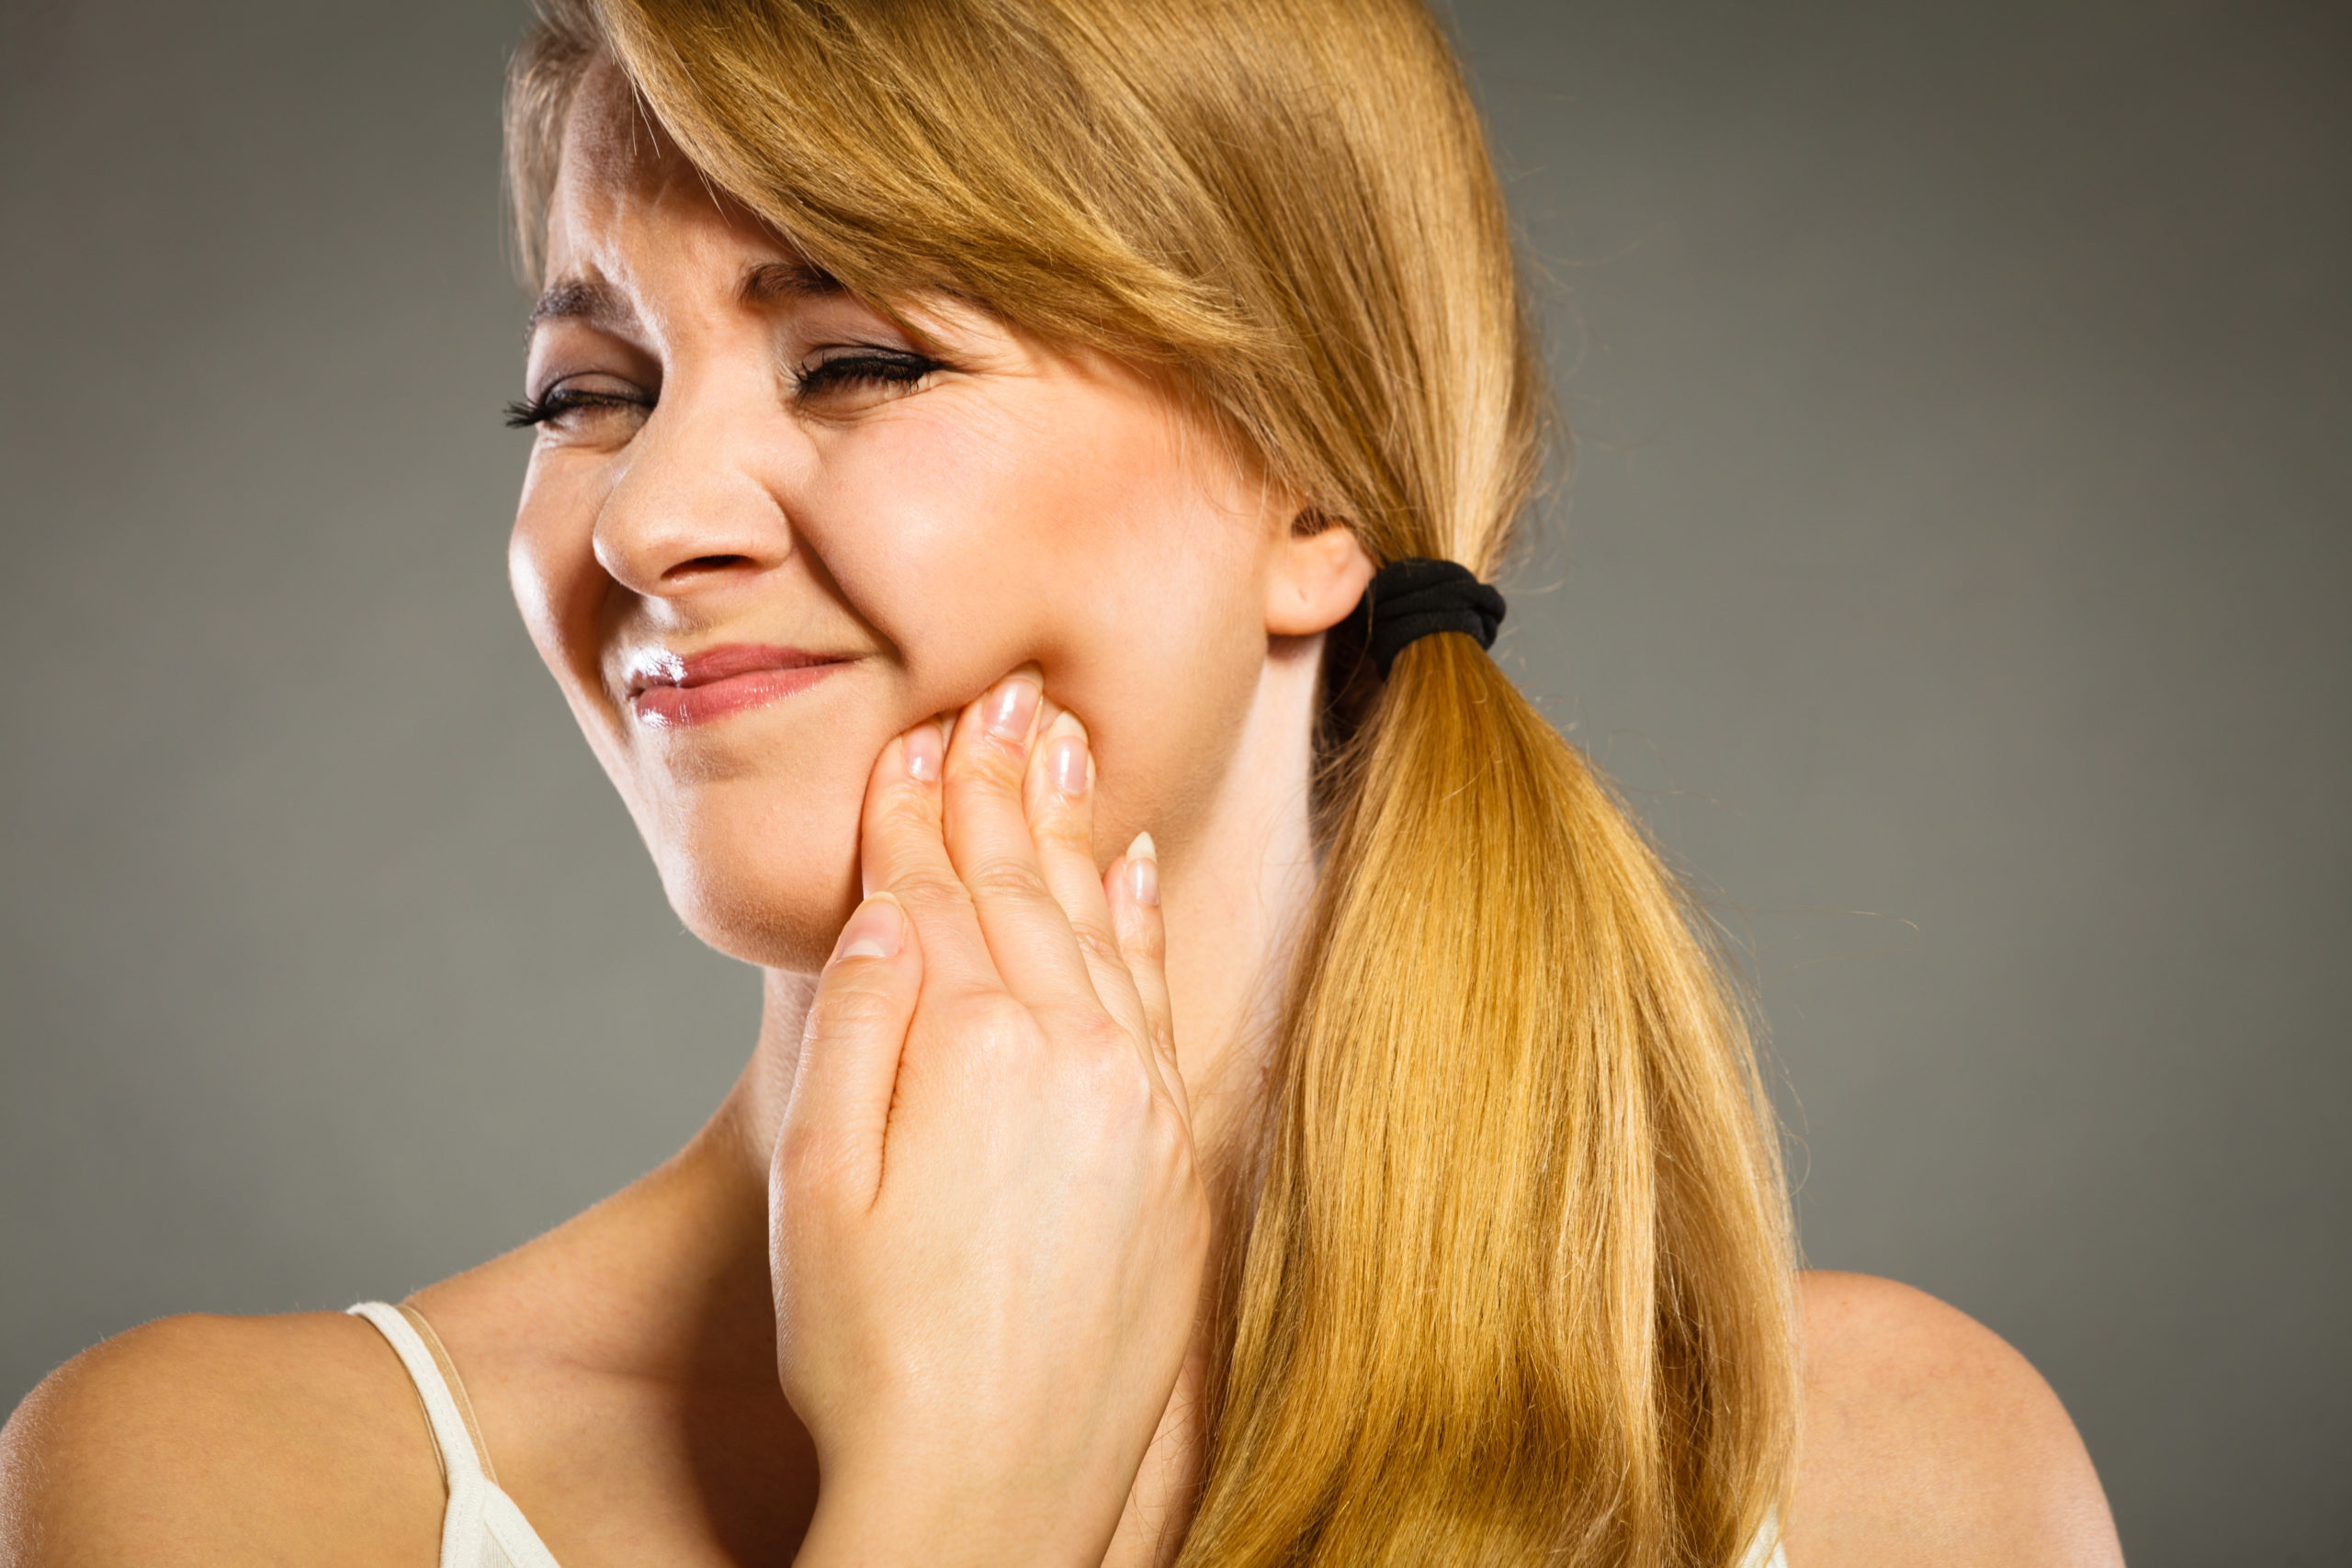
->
left=793, top=348, right=944, bottom=398
left=502, top=388, right=646, bottom=428
left=502, top=349, right=943, bottom=429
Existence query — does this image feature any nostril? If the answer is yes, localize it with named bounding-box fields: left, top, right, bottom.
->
left=664, top=554, right=755, bottom=580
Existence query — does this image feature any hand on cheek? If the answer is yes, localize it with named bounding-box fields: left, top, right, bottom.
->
left=771, top=666, right=1206, bottom=1568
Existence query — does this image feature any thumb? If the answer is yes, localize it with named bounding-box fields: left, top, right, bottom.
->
left=776, top=894, right=922, bottom=1211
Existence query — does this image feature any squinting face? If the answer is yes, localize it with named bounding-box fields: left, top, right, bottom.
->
left=509, top=73, right=1295, bottom=969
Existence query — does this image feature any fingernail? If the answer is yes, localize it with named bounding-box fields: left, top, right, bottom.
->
left=1125, top=830, right=1159, bottom=906
left=834, top=895, right=904, bottom=961
left=1044, top=710, right=1089, bottom=797
left=903, top=723, right=942, bottom=783
left=983, top=668, right=1042, bottom=742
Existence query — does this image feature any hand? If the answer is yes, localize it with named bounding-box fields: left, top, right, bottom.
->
left=774, top=668, right=1210, bottom=1568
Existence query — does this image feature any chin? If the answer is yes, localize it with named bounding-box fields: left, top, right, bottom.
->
left=646, top=782, right=865, bottom=972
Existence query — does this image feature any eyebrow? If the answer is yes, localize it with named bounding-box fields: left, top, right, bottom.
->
left=526, top=278, right=631, bottom=333
left=741, top=259, right=847, bottom=304
left=525, top=261, right=847, bottom=337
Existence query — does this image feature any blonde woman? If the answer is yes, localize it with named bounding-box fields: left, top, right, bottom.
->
left=1, top=1, right=2123, bottom=1563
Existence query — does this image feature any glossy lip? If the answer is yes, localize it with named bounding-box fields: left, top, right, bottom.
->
left=623, top=643, right=854, bottom=728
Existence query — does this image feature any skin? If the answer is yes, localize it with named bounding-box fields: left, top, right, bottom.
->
left=0, top=68, right=2123, bottom=1568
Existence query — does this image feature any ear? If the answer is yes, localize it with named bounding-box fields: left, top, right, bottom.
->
left=1265, top=511, right=1375, bottom=637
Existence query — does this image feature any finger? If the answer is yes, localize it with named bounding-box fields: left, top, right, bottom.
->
left=856, top=723, right=1000, bottom=1000
left=939, top=667, right=1100, bottom=1010
left=1108, top=831, right=1188, bottom=1122
left=776, top=894, right=920, bottom=1210
left=1025, top=707, right=1151, bottom=1044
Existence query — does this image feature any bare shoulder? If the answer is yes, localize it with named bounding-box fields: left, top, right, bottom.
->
left=1784, top=1270, right=2122, bottom=1568
left=0, top=1311, right=441, bottom=1567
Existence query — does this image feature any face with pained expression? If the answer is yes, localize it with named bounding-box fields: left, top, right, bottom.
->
left=507, top=67, right=1361, bottom=970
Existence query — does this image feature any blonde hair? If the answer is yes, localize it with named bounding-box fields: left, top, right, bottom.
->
left=507, top=2, right=1797, bottom=1562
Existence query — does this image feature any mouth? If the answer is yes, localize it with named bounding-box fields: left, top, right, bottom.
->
left=624, top=643, right=855, bottom=728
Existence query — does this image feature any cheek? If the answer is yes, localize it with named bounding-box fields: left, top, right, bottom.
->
left=823, top=390, right=1259, bottom=676
left=806, top=400, right=1066, bottom=682
left=808, top=390, right=1269, bottom=846
left=508, top=458, right=639, bottom=798
left=510, top=457, right=597, bottom=678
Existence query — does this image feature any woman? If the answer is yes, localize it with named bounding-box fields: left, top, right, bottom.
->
left=1, top=0, right=2122, bottom=1562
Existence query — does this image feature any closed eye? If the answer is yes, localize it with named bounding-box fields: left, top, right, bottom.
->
left=503, top=386, right=653, bottom=429
left=792, top=347, right=944, bottom=402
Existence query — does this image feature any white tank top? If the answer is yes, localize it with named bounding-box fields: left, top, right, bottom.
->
left=351, top=1300, right=1786, bottom=1568
left=348, top=1303, right=560, bottom=1568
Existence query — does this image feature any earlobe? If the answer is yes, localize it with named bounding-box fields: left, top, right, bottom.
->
left=1266, top=512, right=1375, bottom=637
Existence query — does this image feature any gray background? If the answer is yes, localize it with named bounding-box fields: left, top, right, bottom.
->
left=2, top=0, right=2344, bottom=1561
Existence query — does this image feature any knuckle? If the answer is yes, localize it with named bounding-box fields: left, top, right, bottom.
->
left=1069, top=1014, right=1133, bottom=1062
left=890, top=871, right=974, bottom=916
left=1119, top=913, right=1167, bottom=964
left=1027, top=796, right=1088, bottom=836
left=967, top=861, right=1053, bottom=907
left=960, top=994, right=1042, bottom=1058
left=872, top=778, right=939, bottom=831
left=876, top=765, right=936, bottom=808
left=1069, top=919, right=1122, bottom=968
left=1069, top=1035, right=1155, bottom=1113
left=944, top=744, right=1023, bottom=797
left=803, top=979, right=901, bottom=1042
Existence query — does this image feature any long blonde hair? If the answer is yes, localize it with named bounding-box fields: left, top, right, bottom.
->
left=507, top=2, right=1797, bottom=1562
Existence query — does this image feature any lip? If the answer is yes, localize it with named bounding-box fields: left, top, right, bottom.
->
left=624, top=643, right=854, bottom=728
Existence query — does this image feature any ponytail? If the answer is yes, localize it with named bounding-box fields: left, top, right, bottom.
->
left=1177, top=621, right=1793, bottom=1566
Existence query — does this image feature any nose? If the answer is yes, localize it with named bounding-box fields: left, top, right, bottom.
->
left=591, top=393, right=798, bottom=599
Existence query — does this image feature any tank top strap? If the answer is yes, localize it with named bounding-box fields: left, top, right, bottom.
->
left=348, top=1301, right=494, bottom=1486
left=352, top=1301, right=568, bottom=1567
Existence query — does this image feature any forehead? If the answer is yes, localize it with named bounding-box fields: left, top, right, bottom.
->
left=543, top=59, right=782, bottom=279
left=534, top=74, right=884, bottom=344
left=557, top=59, right=690, bottom=206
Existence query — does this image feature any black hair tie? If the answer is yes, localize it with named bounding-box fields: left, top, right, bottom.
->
left=1341, top=557, right=1507, bottom=679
